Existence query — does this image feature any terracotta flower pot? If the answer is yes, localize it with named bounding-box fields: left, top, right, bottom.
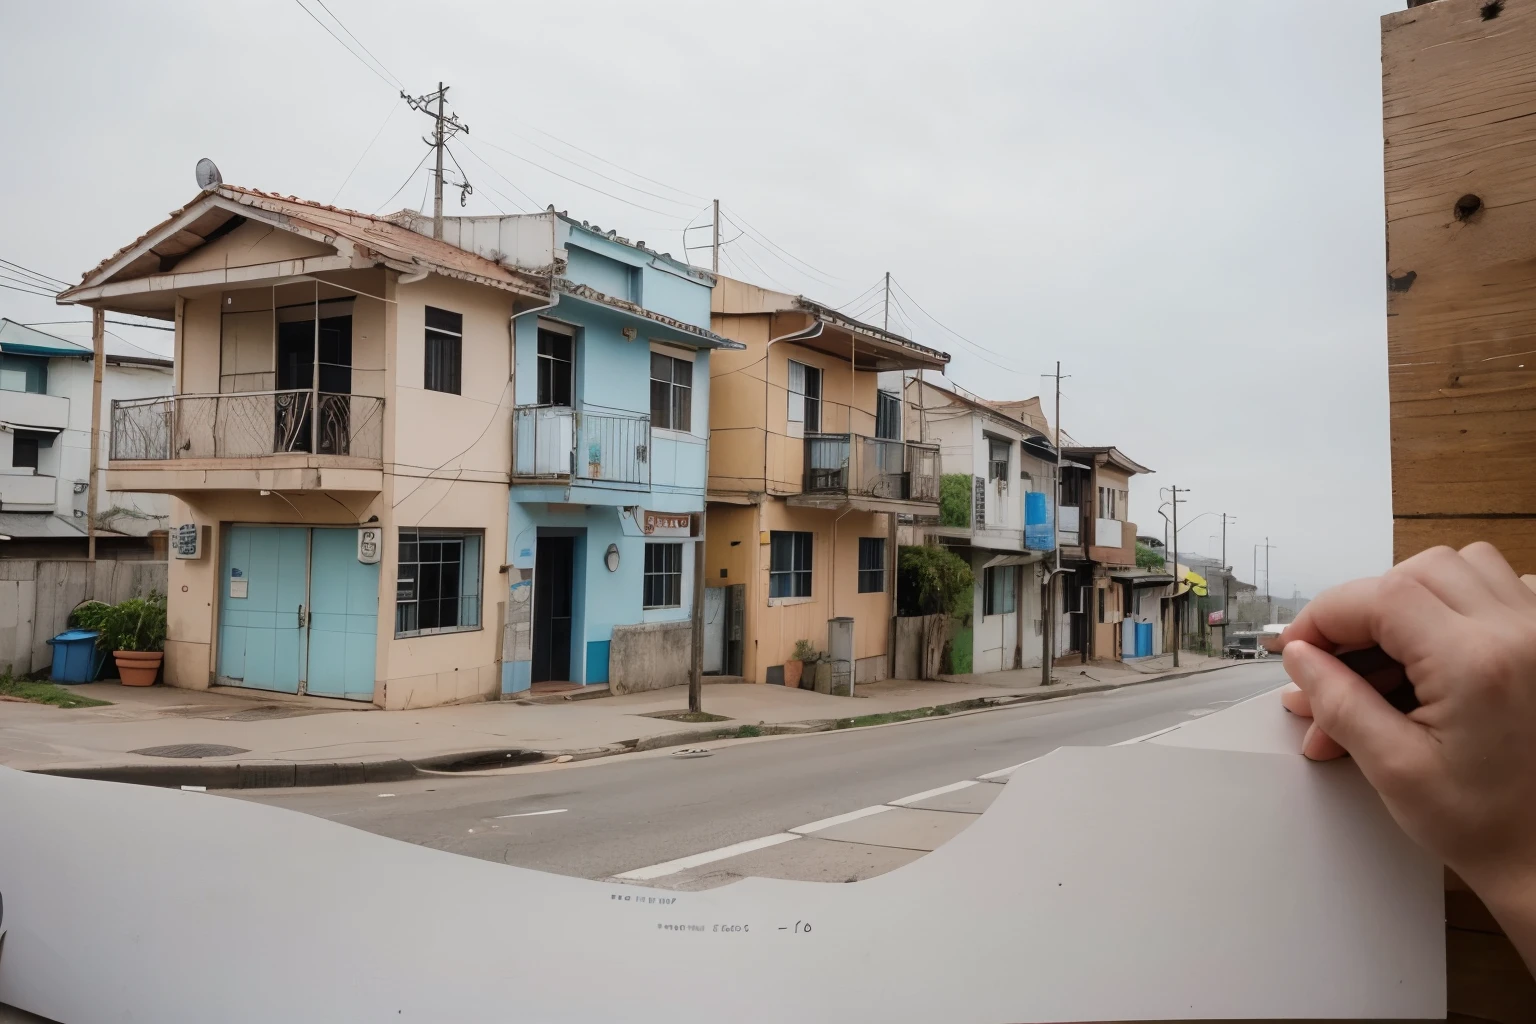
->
left=782, top=658, right=803, bottom=689
left=114, top=650, right=163, bottom=687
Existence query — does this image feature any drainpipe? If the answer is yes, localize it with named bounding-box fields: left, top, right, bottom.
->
left=762, top=316, right=825, bottom=493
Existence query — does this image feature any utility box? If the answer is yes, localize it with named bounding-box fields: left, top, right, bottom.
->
left=827, top=616, right=854, bottom=697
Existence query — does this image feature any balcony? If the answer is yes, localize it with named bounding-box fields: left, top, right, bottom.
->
left=793, top=433, right=940, bottom=511
left=2, top=390, right=69, bottom=431
left=106, top=391, right=384, bottom=494
left=512, top=405, right=651, bottom=490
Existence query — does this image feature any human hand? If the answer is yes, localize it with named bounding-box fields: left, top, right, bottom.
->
left=1277, top=543, right=1536, bottom=960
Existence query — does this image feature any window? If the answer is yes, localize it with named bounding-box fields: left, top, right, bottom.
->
left=0, top=354, right=47, bottom=394
left=875, top=390, right=901, bottom=440
left=537, top=326, right=574, bottom=406
left=984, top=566, right=1016, bottom=616
left=649, top=352, right=693, bottom=432
left=395, top=529, right=483, bottom=636
left=1097, top=585, right=1106, bottom=623
left=1097, top=486, right=1128, bottom=521
left=787, top=360, right=822, bottom=432
left=769, top=530, right=813, bottom=598
left=858, top=537, right=886, bottom=593
left=11, top=430, right=42, bottom=469
left=988, top=437, right=1011, bottom=481
left=643, top=542, right=684, bottom=608
left=423, top=306, right=462, bottom=395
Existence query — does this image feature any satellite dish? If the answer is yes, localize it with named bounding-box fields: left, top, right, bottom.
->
left=194, top=158, right=223, bottom=191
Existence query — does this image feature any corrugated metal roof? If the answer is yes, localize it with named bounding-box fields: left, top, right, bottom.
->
left=61, top=186, right=552, bottom=306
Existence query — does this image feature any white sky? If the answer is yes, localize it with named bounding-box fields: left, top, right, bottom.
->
left=0, top=0, right=1401, bottom=598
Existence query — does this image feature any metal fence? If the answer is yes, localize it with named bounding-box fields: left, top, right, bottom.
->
left=110, top=391, right=383, bottom=461
left=513, top=405, right=651, bottom=488
left=804, top=433, right=939, bottom=503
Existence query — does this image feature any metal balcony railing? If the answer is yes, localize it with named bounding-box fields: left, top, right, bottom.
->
left=803, top=433, right=940, bottom=504
left=512, top=404, right=651, bottom=488
left=109, top=391, right=384, bottom=461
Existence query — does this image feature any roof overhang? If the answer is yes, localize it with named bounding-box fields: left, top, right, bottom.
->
left=980, top=552, right=1041, bottom=570
left=554, top=282, right=743, bottom=350
left=1110, top=568, right=1175, bottom=586
left=791, top=301, right=948, bottom=372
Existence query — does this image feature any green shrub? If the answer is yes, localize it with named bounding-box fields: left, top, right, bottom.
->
left=939, top=474, right=972, bottom=528
left=791, top=639, right=819, bottom=662
left=898, top=545, right=975, bottom=617
left=1135, top=543, right=1165, bottom=571
left=96, top=593, right=167, bottom=653
left=68, top=600, right=111, bottom=631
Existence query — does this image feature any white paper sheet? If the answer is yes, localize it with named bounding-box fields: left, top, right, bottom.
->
left=0, top=696, right=1444, bottom=1023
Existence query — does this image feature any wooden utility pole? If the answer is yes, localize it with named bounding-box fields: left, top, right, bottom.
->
left=1169, top=485, right=1187, bottom=668
left=882, top=271, right=891, bottom=331
left=86, top=307, right=105, bottom=561
left=432, top=82, right=446, bottom=239
left=711, top=199, right=720, bottom=274
left=1040, top=361, right=1068, bottom=683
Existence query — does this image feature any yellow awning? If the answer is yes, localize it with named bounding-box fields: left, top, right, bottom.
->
left=1175, top=566, right=1209, bottom=598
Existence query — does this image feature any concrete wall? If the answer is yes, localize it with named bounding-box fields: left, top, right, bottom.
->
left=609, top=619, right=691, bottom=695
left=0, top=559, right=167, bottom=675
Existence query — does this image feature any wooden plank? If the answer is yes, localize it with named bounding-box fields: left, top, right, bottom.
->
left=1385, top=0, right=1536, bottom=528
left=1395, top=516, right=1536, bottom=573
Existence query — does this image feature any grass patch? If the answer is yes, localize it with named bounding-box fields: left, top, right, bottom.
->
left=0, top=673, right=111, bottom=709
left=644, top=710, right=732, bottom=723
left=833, top=706, right=953, bottom=730
left=734, top=724, right=763, bottom=738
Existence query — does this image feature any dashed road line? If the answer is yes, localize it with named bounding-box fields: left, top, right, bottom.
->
left=612, top=833, right=801, bottom=881
left=496, top=808, right=569, bottom=819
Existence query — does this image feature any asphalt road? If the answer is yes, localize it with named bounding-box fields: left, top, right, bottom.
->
left=237, top=662, right=1289, bottom=881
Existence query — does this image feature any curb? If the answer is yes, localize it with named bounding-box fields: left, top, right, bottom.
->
left=23, top=659, right=1261, bottom=789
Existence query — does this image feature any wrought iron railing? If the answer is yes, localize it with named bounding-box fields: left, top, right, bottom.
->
left=803, top=433, right=940, bottom=504
left=512, top=404, right=651, bottom=488
left=109, top=391, right=383, bottom=461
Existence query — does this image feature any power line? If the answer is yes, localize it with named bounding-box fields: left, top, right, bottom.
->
left=373, top=148, right=433, bottom=214
left=0, top=258, right=69, bottom=289
left=720, top=206, right=844, bottom=283
left=890, top=277, right=1031, bottom=374
left=24, top=319, right=175, bottom=332
left=0, top=279, right=57, bottom=299
left=501, top=120, right=707, bottom=202
left=476, top=129, right=700, bottom=210
left=835, top=277, right=885, bottom=312
left=311, top=0, right=403, bottom=88
left=290, top=0, right=398, bottom=90
left=472, top=137, right=693, bottom=219
left=331, top=98, right=401, bottom=204
left=457, top=141, right=539, bottom=212
left=720, top=239, right=790, bottom=292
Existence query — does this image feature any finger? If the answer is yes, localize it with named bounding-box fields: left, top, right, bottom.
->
left=1281, top=573, right=1452, bottom=669
left=1458, top=541, right=1536, bottom=610
left=1395, top=545, right=1504, bottom=616
left=1301, top=721, right=1348, bottom=761
left=1284, top=640, right=1427, bottom=780
left=1279, top=686, right=1313, bottom=718
left=1279, top=578, right=1384, bottom=653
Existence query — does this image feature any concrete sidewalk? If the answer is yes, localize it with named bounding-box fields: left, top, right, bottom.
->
left=0, top=654, right=1250, bottom=786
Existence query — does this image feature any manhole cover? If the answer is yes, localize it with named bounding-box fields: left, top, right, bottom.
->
left=129, top=744, right=250, bottom=759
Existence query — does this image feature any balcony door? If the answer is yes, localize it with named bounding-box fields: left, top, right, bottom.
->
left=275, top=301, right=353, bottom=454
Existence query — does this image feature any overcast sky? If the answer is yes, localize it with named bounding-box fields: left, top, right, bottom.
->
left=0, top=0, right=1400, bottom=599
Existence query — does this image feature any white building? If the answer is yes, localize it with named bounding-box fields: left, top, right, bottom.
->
left=0, top=319, right=173, bottom=556
left=901, top=378, right=1058, bottom=675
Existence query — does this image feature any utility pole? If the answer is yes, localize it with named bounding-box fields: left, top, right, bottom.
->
left=712, top=199, right=720, bottom=274
left=690, top=512, right=707, bottom=713
left=1040, top=361, right=1069, bottom=685
left=1168, top=486, right=1187, bottom=668
left=402, top=83, right=469, bottom=240
left=86, top=307, right=104, bottom=561
left=883, top=271, right=891, bottom=331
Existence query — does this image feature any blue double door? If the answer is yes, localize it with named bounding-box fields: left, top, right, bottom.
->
left=217, top=526, right=379, bottom=701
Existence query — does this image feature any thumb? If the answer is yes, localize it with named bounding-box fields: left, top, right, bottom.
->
left=1282, top=640, right=1420, bottom=774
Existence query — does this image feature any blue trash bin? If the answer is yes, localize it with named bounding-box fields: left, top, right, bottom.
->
left=1135, top=621, right=1154, bottom=658
left=47, top=629, right=106, bottom=684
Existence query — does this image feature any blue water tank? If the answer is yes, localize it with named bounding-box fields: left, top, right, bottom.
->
left=1135, top=621, right=1154, bottom=658
left=47, top=629, right=106, bottom=684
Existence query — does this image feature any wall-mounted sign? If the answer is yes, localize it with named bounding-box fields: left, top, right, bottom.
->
left=642, top=510, right=692, bottom=537
left=173, top=523, right=203, bottom=560
left=357, top=527, right=382, bottom=564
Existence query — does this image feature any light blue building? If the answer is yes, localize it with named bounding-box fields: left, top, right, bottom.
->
left=423, top=212, right=739, bottom=693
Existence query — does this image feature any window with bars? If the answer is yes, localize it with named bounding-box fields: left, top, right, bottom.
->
left=537, top=327, right=573, bottom=406
left=395, top=529, right=483, bottom=637
left=643, top=542, right=683, bottom=609
left=988, top=437, right=1011, bottom=481
left=769, top=530, right=813, bottom=599
left=424, top=307, right=462, bottom=395
left=984, top=565, right=1016, bottom=615
left=649, top=352, right=693, bottom=432
left=787, top=360, right=822, bottom=432
left=858, top=537, right=886, bottom=593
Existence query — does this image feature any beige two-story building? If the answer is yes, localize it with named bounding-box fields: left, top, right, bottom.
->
left=704, top=276, right=949, bottom=687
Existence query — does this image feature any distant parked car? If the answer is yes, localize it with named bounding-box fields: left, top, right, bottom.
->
left=1223, top=631, right=1269, bottom=660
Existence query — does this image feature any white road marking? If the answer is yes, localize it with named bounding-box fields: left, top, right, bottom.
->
left=376, top=793, right=396, bottom=798
left=613, top=833, right=800, bottom=881
left=978, top=757, right=1042, bottom=780
left=889, top=780, right=978, bottom=806
left=789, top=805, right=893, bottom=834
left=495, top=808, right=569, bottom=819
left=1113, top=723, right=1184, bottom=746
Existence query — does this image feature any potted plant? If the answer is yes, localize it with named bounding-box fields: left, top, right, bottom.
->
left=785, top=639, right=818, bottom=689
left=97, top=593, right=167, bottom=686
